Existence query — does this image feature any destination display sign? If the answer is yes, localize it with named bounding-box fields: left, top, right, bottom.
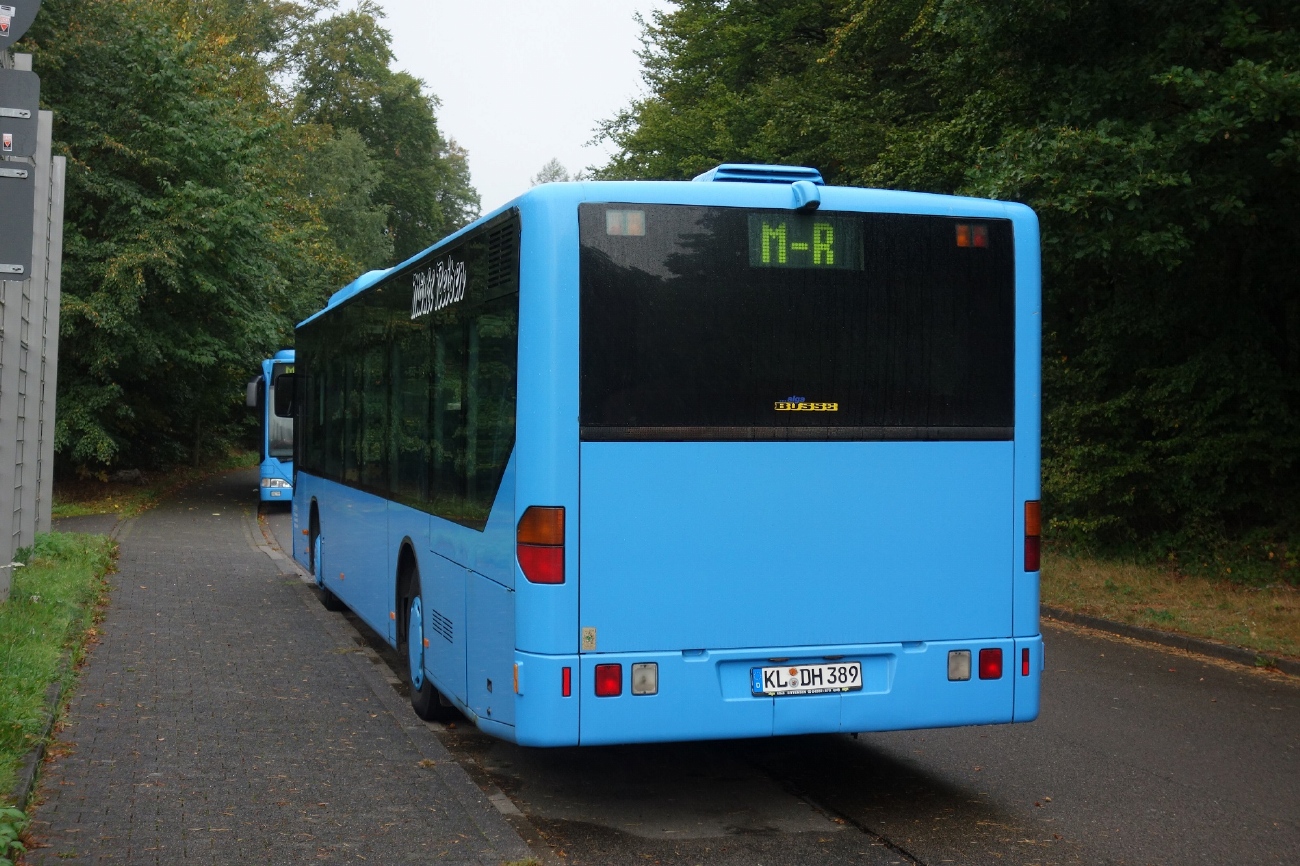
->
left=747, top=213, right=863, bottom=270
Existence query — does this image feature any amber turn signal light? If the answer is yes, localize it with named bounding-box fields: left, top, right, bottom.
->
left=1024, top=500, right=1041, bottom=572
left=518, top=506, right=565, bottom=584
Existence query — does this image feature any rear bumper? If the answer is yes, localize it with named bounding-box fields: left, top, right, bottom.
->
left=514, top=635, right=1043, bottom=747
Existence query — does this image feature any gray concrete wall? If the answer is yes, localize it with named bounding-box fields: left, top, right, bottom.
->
left=0, top=97, right=64, bottom=602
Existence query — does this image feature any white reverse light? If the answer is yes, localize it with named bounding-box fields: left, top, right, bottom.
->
left=631, top=662, right=658, bottom=696
left=948, top=650, right=972, bottom=682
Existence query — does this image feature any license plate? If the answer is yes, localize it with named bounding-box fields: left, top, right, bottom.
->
left=751, top=661, right=863, bottom=696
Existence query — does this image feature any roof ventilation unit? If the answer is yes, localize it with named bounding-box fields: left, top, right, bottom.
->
left=692, top=163, right=824, bottom=185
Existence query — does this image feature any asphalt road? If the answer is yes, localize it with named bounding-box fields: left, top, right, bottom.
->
left=263, top=501, right=1299, bottom=866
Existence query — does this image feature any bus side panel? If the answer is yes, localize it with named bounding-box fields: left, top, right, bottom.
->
left=423, top=551, right=468, bottom=707
left=466, top=572, right=516, bottom=726
left=513, top=195, right=580, bottom=656
left=1011, top=205, right=1043, bottom=638
left=316, top=477, right=391, bottom=639
left=462, top=455, right=516, bottom=587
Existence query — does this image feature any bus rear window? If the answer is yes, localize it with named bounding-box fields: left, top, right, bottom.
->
left=579, top=204, right=1016, bottom=441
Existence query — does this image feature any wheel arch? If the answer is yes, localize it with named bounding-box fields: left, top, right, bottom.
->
left=395, top=538, right=420, bottom=647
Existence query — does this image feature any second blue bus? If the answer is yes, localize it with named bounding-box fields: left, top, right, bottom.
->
left=246, top=349, right=296, bottom=502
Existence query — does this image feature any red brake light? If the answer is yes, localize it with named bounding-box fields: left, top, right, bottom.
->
left=562, top=666, right=572, bottom=697
left=1024, top=500, right=1041, bottom=572
left=516, top=544, right=564, bottom=584
left=594, top=664, right=622, bottom=697
left=518, top=506, right=564, bottom=584
left=1021, top=648, right=1030, bottom=677
left=978, top=648, right=1003, bottom=680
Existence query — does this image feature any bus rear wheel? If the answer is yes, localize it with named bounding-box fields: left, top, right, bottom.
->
left=310, top=517, right=345, bottom=612
left=406, top=574, right=456, bottom=722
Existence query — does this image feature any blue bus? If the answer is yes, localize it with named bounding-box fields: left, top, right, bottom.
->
left=287, top=164, right=1042, bottom=747
left=246, top=349, right=296, bottom=502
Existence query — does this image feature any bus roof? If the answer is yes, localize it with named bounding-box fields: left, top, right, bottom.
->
left=296, top=164, right=1035, bottom=329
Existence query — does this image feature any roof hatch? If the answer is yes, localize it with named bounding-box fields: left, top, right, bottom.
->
left=692, top=163, right=824, bottom=185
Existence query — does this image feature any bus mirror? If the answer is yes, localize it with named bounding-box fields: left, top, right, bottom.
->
left=273, top=373, right=297, bottom=417
left=245, top=377, right=262, bottom=410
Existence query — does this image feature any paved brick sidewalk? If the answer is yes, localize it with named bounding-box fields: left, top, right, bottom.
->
left=27, top=470, right=532, bottom=864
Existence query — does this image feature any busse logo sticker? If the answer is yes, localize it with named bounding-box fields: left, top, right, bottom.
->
left=774, top=396, right=839, bottom=412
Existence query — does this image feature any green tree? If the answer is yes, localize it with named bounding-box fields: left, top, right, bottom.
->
left=602, top=0, right=1300, bottom=554
left=298, top=127, right=393, bottom=271
left=290, top=1, right=479, bottom=263
left=24, top=0, right=346, bottom=469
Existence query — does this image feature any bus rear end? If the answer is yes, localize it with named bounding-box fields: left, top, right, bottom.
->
left=518, top=185, right=1040, bottom=745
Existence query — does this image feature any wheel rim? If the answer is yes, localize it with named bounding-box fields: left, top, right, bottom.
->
left=407, top=595, right=425, bottom=690
left=313, top=534, right=323, bottom=587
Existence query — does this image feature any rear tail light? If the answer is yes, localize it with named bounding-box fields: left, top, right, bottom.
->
left=1024, top=500, right=1041, bottom=572
left=1021, top=647, right=1030, bottom=676
left=955, top=223, right=989, bottom=248
left=562, top=666, right=572, bottom=697
left=979, top=648, right=1003, bottom=679
left=517, top=506, right=564, bottom=584
left=594, top=664, right=622, bottom=697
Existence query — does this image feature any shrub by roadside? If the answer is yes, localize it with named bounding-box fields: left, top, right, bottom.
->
left=1042, top=550, right=1299, bottom=662
left=51, top=450, right=258, bottom=520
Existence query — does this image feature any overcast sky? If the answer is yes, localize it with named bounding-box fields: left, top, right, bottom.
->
left=372, top=0, right=671, bottom=214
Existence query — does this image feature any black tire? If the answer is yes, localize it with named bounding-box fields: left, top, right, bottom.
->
left=405, top=572, right=457, bottom=722
left=307, top=509, right=320, bottom=576
left=311, top=515, right=346, bottom=612
left=320, top=585, right=346, bottom=612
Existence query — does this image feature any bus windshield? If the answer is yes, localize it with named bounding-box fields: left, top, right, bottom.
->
left=267, top=361, right=294, bottom=458
left=579, top=204, right=1015, bottom=440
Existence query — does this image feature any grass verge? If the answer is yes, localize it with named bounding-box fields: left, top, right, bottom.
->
left=0, top=533, right=116, bottom=799
left=1042, top=549, right=1299, bottom=661
left=51, top=450, right=258, bottom=519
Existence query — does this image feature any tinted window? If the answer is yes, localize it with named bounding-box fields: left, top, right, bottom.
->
left=298, top=213, right=520, bottom=530
left=580, top=204, right=1015, bottom=440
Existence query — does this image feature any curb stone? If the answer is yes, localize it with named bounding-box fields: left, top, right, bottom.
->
left=7, top=679, right=60, bottom=809
left=1041, top=604, right=1299, bottom=677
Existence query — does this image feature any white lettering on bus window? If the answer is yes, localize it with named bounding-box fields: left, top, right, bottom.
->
left=411, top=258, right=467, bottom=319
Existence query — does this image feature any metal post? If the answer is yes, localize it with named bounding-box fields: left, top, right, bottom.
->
left=35, top=147, right=64, bottom=535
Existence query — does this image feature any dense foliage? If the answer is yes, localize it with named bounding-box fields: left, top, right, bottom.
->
left=19, top=0, right=477, bottom=471
left=600, top=0, right=1300, bottom=557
